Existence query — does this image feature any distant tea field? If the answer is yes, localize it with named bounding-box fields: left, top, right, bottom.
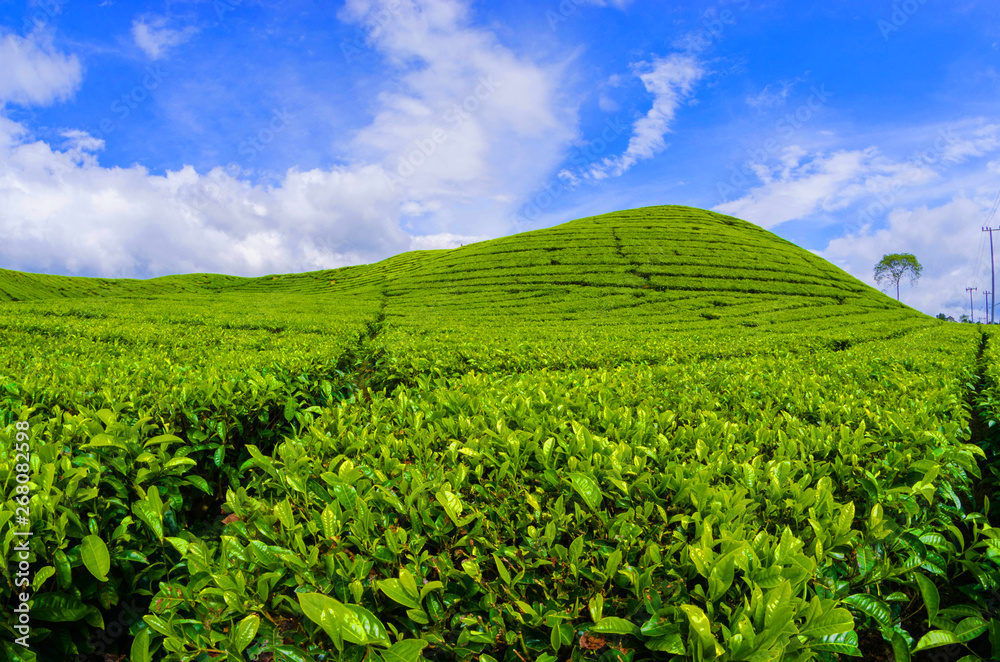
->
left=0, top=206, right=996, bottom=662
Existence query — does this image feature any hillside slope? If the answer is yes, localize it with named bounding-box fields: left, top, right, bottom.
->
left=0, top=206, right=917, bottom=333
left=371, top=206, right=916, bottom=332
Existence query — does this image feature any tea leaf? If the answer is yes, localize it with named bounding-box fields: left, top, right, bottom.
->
left=569, top=473, right=603, bottom=510
left=80, top=535, right=110, bottom=582
left=234, top=614, right=260, bottom=652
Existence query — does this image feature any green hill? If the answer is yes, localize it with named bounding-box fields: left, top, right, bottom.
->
left=370, top=205, right=916, bottom=332
left=0, top=205, right=907, bottom=315
left=2, top=206, right=991, bottom=662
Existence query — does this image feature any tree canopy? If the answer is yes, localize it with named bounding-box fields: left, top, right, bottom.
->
left=874, top=253, right=922, bottom=301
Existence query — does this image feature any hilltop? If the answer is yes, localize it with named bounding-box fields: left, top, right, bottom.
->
left=0, top=206, right=919, bottom=336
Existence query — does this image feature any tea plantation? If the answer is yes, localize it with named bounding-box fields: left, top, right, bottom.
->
left=0, top=206, right=997, bottom=662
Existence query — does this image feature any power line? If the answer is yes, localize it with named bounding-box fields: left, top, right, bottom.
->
left=960, top=188, right=1000, bottom=320
left=982, top=186, right=1000, bottom=323
left=986, top=188, right=1000, bottom=227
left=972, top=231, right=988, bottom=288
left=983, top=227, right=1000, bottom=324
left=967, top=287, right=978, bottom=323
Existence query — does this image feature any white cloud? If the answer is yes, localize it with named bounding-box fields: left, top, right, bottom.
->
left=60, top=129, right=105, bottom=153
left=342, top=0, right=574, bottom=222
left=598, top=93, right=619, bottom=113
left=131, top=16, right=198, bottom=60
left=0, top=29, right=82, bottom=106
left=587, top=53, right=704, bottom=180
left=409, top=232, right=490, bottom=250
left=715, top=121, right=1000, bottom=232
left=0, top=121, right=492, bottom=277
left=746, top=82, right=793, bottom=110
left=0, top=121, right=409, bottom=276
left=0, top=0, right=579, bottom=278
left=939, top=123, right=1000, bottom=163
left=597, top=73, right=622, bottom=113
left=822, top=197, right=995, bottom=318
left=714, top=147, right=939, bottom=229
left=710, top=120, right=1000, bottom=317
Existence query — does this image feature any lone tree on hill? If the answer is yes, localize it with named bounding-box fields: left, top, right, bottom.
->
left=874, top=253, right=922, bottom=301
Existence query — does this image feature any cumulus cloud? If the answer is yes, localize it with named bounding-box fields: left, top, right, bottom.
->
left=710, top=120, right=1000, bottom=316
left=0, top=29, right=82, bottom=106
left=341, top=0, right=573, bottom=218
left=822, top=197, right=996, bottom=318
left=714, top=147, right=939, bottom=229
left=0, top=122, right=409, bottom=276
left=0, top=124, right=493, bottom=277
left=587, top=53, right=704, bottom=180
left=714, top=122, right=1000, bottom=231
left=132, top=16, right=198, bottom=59
left=409, top=232, right=491, bottom=250
left=0, top=0, right=578, bottom=278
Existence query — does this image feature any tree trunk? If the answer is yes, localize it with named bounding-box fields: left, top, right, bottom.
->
left=896, top=280, right=900, bottom=301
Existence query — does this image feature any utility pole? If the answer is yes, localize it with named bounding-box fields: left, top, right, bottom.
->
left=968, top=287, right=978, bottom=323
left=983, top=227, right=999, bottom=323
left=986, top=291, right=992, bottom=326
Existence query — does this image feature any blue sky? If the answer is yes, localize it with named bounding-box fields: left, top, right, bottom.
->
left=0, top=0, right=999, bottom=317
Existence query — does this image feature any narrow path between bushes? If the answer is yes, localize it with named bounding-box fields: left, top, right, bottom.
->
left=968, top=329, right=999, bottom=525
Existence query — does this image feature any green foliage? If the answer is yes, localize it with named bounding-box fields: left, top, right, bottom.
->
left=0, top=206, right=995, bottom=661
left=874, top=253, right=923, bottom=300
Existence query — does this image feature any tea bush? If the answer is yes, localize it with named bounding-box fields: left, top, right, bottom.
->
left=0, top=206, right=997, bottom=661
